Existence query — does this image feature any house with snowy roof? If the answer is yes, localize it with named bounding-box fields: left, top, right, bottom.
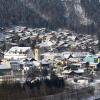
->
left=4, top=46, right=34, bottom=61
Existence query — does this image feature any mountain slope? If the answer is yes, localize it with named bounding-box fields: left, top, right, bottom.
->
left=0, top=0, right=97, bottom=32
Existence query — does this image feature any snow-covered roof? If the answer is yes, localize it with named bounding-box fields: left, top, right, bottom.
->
left=7, top=46, right=31, bottom=53
left=67, top=36, right=76, bottom=40
left=41, top=52, right=62, bottom=61
left=62, top=70, right=72, bottom=74
left=33, top=61, right=40, bottom=66
left=69, top=58, right=79, bottom=62
left=13, top=26, right=27, bottom=32
left=74, top=69, right=84, bottom=73
left=41, top=60, right=50, bottom=64
left=4, top=46, right=33, bottom=60
left=41, top=52, right=58, bottom=56
left=72, top=52, right=89, bottom=57
left=62, top=53, right=71, bottom=59
left=58, top=41, right=65, bottom=46
left=96, top=52, right=100, bottom=56
left=39, top=41, right=53, bottom=47
left=20, top=36, right=30, bottom=41
left=63, top=44, right=69, bottom=47
left=0, top=33, right=5, bottom=41
left=0, top=64, right=11, bottom=70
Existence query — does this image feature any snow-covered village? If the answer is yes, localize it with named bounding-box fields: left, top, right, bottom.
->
left=0, top=26, right=99, bottom=100
left=1, top=0, right=100, bottom=100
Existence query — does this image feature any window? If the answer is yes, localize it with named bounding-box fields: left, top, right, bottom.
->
left=94, top=58, right=98, bottom=63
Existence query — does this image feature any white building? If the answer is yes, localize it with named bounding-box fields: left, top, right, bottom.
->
left=4, top=46, right=34, bottom=60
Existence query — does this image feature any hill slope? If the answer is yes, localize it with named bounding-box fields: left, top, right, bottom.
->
left=0, top=0, right=98, bottom=33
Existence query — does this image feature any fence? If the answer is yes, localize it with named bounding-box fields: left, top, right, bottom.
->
left=0, top=75, right=25, bottom=84
left=0, top=85, right=94, bottom=100
left=0, top=76, right=100, bottom=100
left=23, top=89, right=94, bottom=100
left=1, top=86, right=94, bottom=100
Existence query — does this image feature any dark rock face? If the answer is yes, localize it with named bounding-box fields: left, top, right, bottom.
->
left=0, top=0, right=98, bottom=32
left=81, top=0, right=100, bottom=49
left=0, top=0, right=48, bottom=27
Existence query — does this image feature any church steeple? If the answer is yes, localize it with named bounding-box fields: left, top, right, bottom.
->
left=33, top=46, right=40, bottom=61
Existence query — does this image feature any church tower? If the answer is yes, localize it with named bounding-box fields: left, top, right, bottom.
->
left=33, top=46, right=40, bottom=61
